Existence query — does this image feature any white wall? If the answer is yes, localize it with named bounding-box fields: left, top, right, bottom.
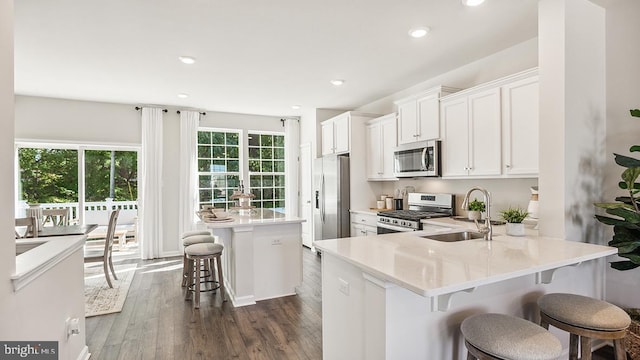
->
left=1, top=3, right=87, bottom=359
left=603, top=0, right=640, bottom=308
left=15, top=95, right=140, bottom=145
left=355, top=39, right=539, bottom=213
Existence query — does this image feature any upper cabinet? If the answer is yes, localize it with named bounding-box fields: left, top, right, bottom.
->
left=501, top=75, right=539, bottom=176
left=394, top=86, right=459, bottom=145
left=321, top=112, right=351, bottom=155
left=440, top=68, right=539, bottom=179
left=366, top=114, right=397, bottom=181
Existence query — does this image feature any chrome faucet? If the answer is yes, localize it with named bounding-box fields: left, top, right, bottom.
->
left=461, top=187, right=493, bottom=241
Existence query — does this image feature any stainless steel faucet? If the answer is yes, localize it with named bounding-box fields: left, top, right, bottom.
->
left=461, top=187, right=493, bottom=241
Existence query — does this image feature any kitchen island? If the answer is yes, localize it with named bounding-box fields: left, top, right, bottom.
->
left=313, top=222, right=616, bottom=360
left=203, top=209, right=304, bottom=307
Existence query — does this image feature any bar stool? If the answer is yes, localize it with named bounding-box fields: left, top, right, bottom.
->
left=184, top=242, right=226, bottom=309
left=461, top=313, right=562, bottom=360
left=538, top=293, right=631, bottom=360
left=181, top=232, right=215, bottom=287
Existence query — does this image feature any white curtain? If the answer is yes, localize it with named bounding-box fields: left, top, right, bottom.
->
left=140, top=107, right=164, bottom=259
left=178, top=110, right=199, bottom=237
left=284, top=118, right=300, bottom=216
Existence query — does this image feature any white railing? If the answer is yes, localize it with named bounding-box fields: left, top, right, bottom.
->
left=18, top=199, right=138, bottom=226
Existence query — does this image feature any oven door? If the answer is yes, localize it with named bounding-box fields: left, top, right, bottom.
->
left=377, top=222, right=418, bottom=234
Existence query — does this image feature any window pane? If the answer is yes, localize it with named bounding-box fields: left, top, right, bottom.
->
left=261, top=148, right=273, bottom=159
left=227, top=160, right=239, bottom=172
left=248, top=147, right=259, bottom=159
left=198, top=145, right=211, bottom=158
left=213, top=146, right=225, bottom=158
left=274, top=148, right=285, bottom=160
left=199, top=175, right=211, bottom=188
left=226, top=133, right=239, bottom=145
left=249, top=159, right=260, bottom=172
left=198, top=159, right=211, bottom=172
left=262, top=161, right=273, bottom=172
left=263, top=188, right=274, bottom=200
left=263, top=175, right=274, bottom=187
left=84, top=150, right=138, bottom=202
left=263, top=201, right=274, bottom=209
left=248, top=134, right=259, bottom=146
left=275, top=175, right=285, bottom=187
left=274, top=161, right=285, bottom=172
left=275, top=188, right=284, bottom=199
left=198, top=132, right=211, bottom=144
left=227, top=175, right=239, bottom=189
left=213, top=160, right=225, bottom=171
left=199, top=189, right=212, bottom=202
left=261, top=135, right=272, bottom=146
left=274, top=135, right=285, bottom=147
left=18, top=148, right=79, bottom=203
left=212, top=132, right=225, bottom=144
left=251, top=188, right=261, bottom=200
left=250, top=175, right=261, bottom=187
left=227, top=146, right=239, bottom=159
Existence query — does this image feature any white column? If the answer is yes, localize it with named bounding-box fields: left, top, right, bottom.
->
left=538, top=0, right=606, bottom=243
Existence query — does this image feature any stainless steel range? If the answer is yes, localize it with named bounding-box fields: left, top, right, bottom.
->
left=377, top=193, right=455, bottom=233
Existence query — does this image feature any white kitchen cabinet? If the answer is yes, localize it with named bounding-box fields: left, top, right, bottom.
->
left=321, top=112, right=350, bottom=155
left=441, top=87, right=501, bottom=177
left=502, top=74, right=539, bottom=176
left=366, top=114, right=397, bottom=181
left=395, top=86, right=459, bottom=145
left=350, top=212, right=377, bottom=237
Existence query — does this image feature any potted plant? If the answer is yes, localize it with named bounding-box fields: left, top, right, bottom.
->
left=594, top=109, right=640, bottom=359
left=500, top=207, right=528, bottom=236
left=467, top=199, right=486, bottom=220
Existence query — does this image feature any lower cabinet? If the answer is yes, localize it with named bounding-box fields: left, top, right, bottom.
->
left=350, top=212, right=377, bottom=237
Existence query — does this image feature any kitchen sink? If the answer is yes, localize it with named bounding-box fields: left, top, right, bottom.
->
left=420, top=231, right=485, bottom=242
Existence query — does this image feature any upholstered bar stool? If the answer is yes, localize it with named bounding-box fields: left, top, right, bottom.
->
left=461, top=313, right=562, bottom=360
left=538, top=293, right=631, bottom=360
left=184, top=242, right=226, bottom=309
left=181, top=231, right=215, bottom=287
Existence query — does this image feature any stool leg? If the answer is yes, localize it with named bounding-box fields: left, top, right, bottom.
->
left=569, top=333, right=579, bottom=360
left=195, top=258, right=201, bottom=309
left=540, top=318, right=549, bottom=330
left=181, top=252, right=188, bottom=287
left=580, top=337, right=592, bottom=360
left=466, top=353, right=476, bottom=360
left=613, top=338, right=626, bottom=360
left=184, top=257, right=193, bottom=301
left=216, top=254, right=226, bottom=302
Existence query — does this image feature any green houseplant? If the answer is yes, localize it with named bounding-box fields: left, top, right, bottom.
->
left=594, top=109, right=640, bottom=359
left=500, top=207, right=528, bottom=236
left=467, top=199, right=486, bottom=220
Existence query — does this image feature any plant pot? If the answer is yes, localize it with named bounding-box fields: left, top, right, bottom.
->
left=468, top=211, right=481, bottom=221
left=506, top=223, right=525, bottom=236
left=625, top=309, right=640, bottom=360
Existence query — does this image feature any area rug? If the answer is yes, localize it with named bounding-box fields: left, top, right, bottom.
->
left=84, top=264, right=137, bottom=317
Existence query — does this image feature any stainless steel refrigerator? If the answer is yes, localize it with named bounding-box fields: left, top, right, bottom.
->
left=313, top=155, right=350, bottom=241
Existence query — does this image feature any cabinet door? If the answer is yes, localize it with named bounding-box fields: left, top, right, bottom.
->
left=397, top=101, right=418, bottom=145
left=366, top=123, right=382, bottom=179
left=380, top=116, right=397, bottom=179
left=441, top=97, right=469, bottom=177
left=321, top=121, right=334, bottom=156
left=417, top=93, right=440, bottom=141
left=468, top=88, right=502, bottom=176
left=351, top=223, right=367, bottom=237
left=334, top=114, right=351, bottom=154
left=364, top=226, right=378, bottom=236
left=502, top=76, right=539, bottom=175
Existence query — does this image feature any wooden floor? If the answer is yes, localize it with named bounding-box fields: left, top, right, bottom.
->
left=87, top=247, right=625, bottom=360
left=86, top=248, right=323, bottom=360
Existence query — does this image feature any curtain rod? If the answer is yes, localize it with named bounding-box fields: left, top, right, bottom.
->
left=135, top=106, right=168, bottom=113
left=177, top=110, right=207, bottom=116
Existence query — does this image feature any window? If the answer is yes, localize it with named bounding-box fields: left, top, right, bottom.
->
left=196, top=129, right=286, bottom=212
left=197, top=129, right=240, bottom=210
left=18, top=148, right=79, bottom=204
left=248, top=132, right=285, bottom=211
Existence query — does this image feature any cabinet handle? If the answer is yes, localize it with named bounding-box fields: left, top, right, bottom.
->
left=361, top=219, right=366, bottom=222
left=506, top=164, right=511, bottom=168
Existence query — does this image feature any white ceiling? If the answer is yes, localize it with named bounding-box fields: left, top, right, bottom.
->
left=14, top=0, right=539, bottom=117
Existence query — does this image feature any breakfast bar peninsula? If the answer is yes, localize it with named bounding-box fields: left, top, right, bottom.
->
left=313, top=220, right=617, bottom=360
left=203, top=209, right=304, bottom=307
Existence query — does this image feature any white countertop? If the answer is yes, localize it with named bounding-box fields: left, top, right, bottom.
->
left=350, top=209, right=379, bottom=216
left=313, top=223, right=616, bottom=297
left=204, top=208, right=304, bottom=229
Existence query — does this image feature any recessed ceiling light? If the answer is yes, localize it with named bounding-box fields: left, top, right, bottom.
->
left=330, top=79, right=345, bottom=86
left=461, top=0, right=486, bottom=6
left=177, top=93, right=189, bottom=99
left=408, top=27, right=430, bottom=38
left=178, top=56, right=196, bottom=64
left=291, top=105, right=301, bottom=110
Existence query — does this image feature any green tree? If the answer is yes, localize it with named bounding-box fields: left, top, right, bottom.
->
left=18, top=148, right=78, bottom=203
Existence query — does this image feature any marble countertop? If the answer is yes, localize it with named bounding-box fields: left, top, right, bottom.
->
left=313, top=222, right=616, bottom=297
left=204, top=208, right=304, bottom=229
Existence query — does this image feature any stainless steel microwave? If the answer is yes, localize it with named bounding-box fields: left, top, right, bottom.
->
left=393, top=140, right=441, bottom=177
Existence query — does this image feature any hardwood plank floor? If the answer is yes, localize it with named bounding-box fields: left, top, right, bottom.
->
left=86, top=248, right=323, bottom=360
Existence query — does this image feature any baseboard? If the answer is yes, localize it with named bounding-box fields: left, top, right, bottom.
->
left=77, top=345, right=90, bottom=360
